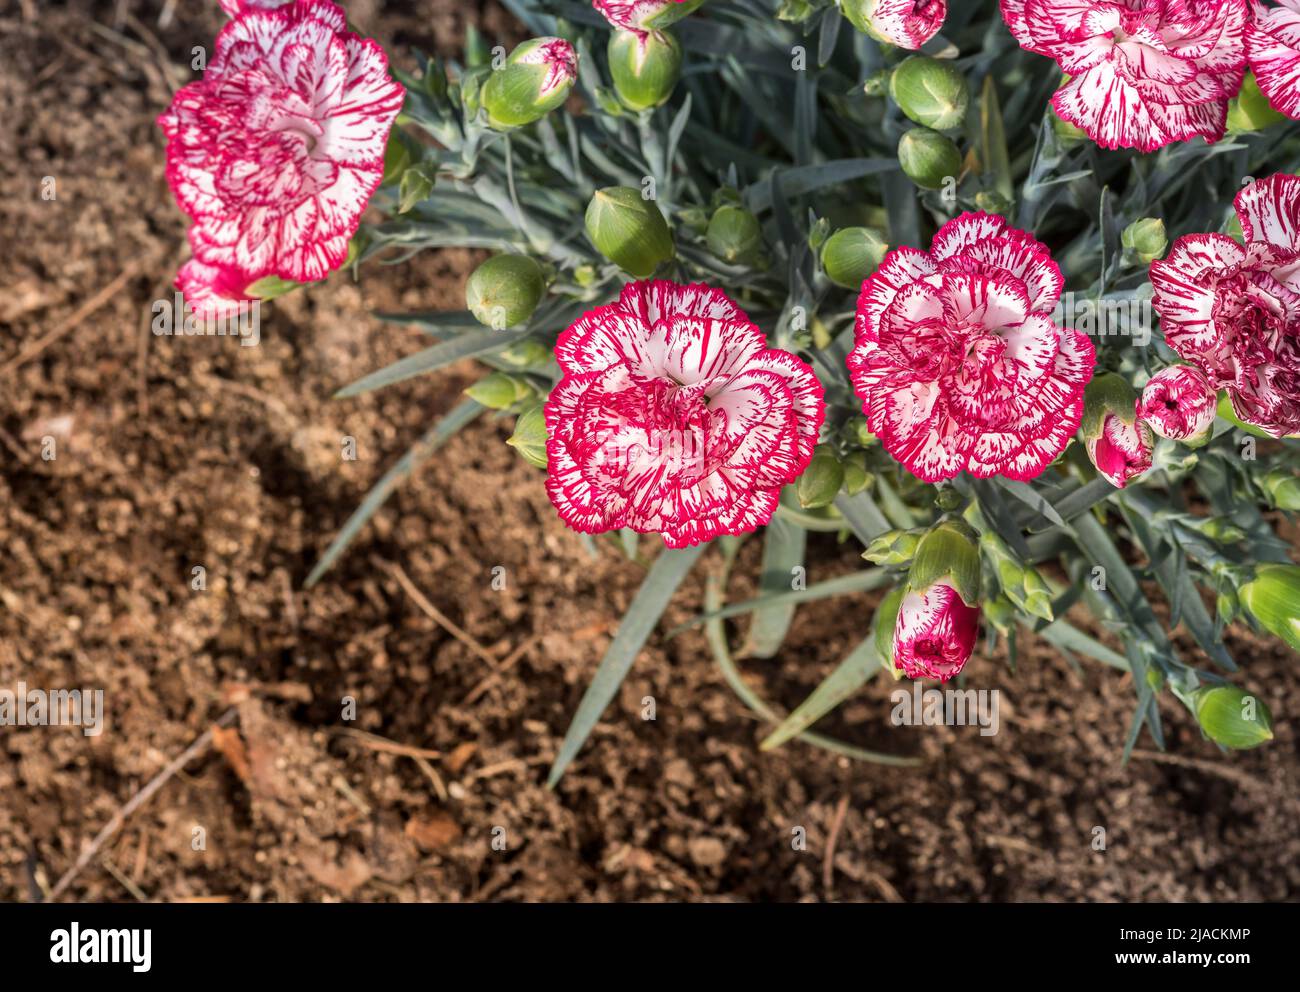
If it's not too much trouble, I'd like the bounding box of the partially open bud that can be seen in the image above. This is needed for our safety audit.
[840,0,947,50]
[1192,685,1274,749]
[507,404,549,469]
[1240,563,1300,652]
[890,521,981,681]
[1121,217,1167,264]
[608,28,682,111]
[820,226,888,289]
[898,127,961,190]
[1261,469,1300,510]
[594,0,705,33]
[1137,365,1216,445]
[466,254,546,328]
[1226,71,1288,134]
[797,445,845,510]
[585,186,674,277]
[1082,373,1152,489]
[481,37,577,130]
[889,56,969,130]
[706,204,764,264]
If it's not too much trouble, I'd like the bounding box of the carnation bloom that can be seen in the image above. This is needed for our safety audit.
[1087,412,1154,487]
[893,580,979,681]
[1150,173,1300,437]
[546,281,825,548]
[175,259,257,319]
[218,0,292,14]
[1247,1,1300,118]
[1138,365,1218,441]
[159,0,404,315]
[854,0,948,49]
[1000,0,1249,152]
[847,212,1095,483]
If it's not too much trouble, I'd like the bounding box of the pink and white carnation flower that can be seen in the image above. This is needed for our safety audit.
[856,0,948,49]
[893,580,980,681]
[1150,173,1300,437]
[1087,411,1154,487]
[1247,1,1300,118]
[159,0,404,315]
[1000,0,1249,152]
[847,212,1095,483]
[545,281,825,548]
[1137,364,1218,441]
[593,0,697,33]
[218,0,293,15]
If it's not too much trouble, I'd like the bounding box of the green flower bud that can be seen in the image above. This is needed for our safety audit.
[706,204,764,264]
[777,0,817,22]
[974,190,1012,215]
[398,162,436,214]
[466,371,532,410]
[898,127,962,190]
[981,530,1054,622]
[1081,372,1139,439]
[889,56,969,131]
[854,419,878,447]
[1192,685,1274,750]
[1240,563,1300,652]
[841,451,874,496]
[908,519,981,606]
[1121,218,1168,265]
[609,29,682,111]
[465,254,546,329]
[873,586,906,680]
[820,227,889,289]
[934,486,964,512]
[862,68,890,98]
[585,186,675,277]
[481,37,578,130]
[382,133,412,187]
[797,445,845,510]
[507,405,549,469]
[1261,468,1300,510]
[499,337,551,367]
[862,528,923,566]
[1217,583,1240,626]
[1183,517,1246,544]
[1050,109,1088,144]
[1226,71,1288,134]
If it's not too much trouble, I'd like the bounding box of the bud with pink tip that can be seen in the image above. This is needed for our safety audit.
[892,520,981,682]
[1082,373,1153,489]
[1137,365,1217,445]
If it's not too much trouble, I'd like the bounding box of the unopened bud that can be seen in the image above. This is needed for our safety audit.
[1240,563,1300,652]
[889,56,969,130]
[1262,469,1300,510]
[1121,217,1167,265]
[585,186,674,277]
[706,205,764,264]
[507,405,549,469]
[862,528,923,566]
[797,445,844,510]
[898,127,961,190]
[1192,685,1274,749]
[820,227,888,289]
[466,371,532,410]
[466,254,546,328]
[1226,71,1288,134]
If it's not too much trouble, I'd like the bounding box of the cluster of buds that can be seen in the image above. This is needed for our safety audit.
[886,56,968,190]
[1081,365,1218,489]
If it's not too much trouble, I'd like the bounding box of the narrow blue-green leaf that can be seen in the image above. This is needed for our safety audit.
[335,328,522,397]
[746,159,896,213]
[546,544,706,787]
[833,490,893,545]
[305,400,484,587]
[759,633,883,750]
[669,567,891,635]
[742,516,806,658]
[996,477,1066,528]
[1031,619,1129,671]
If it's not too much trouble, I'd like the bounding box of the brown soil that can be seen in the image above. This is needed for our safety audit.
[1,0,1297,904]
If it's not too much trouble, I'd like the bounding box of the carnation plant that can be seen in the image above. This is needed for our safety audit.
[161,0,1300,784]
